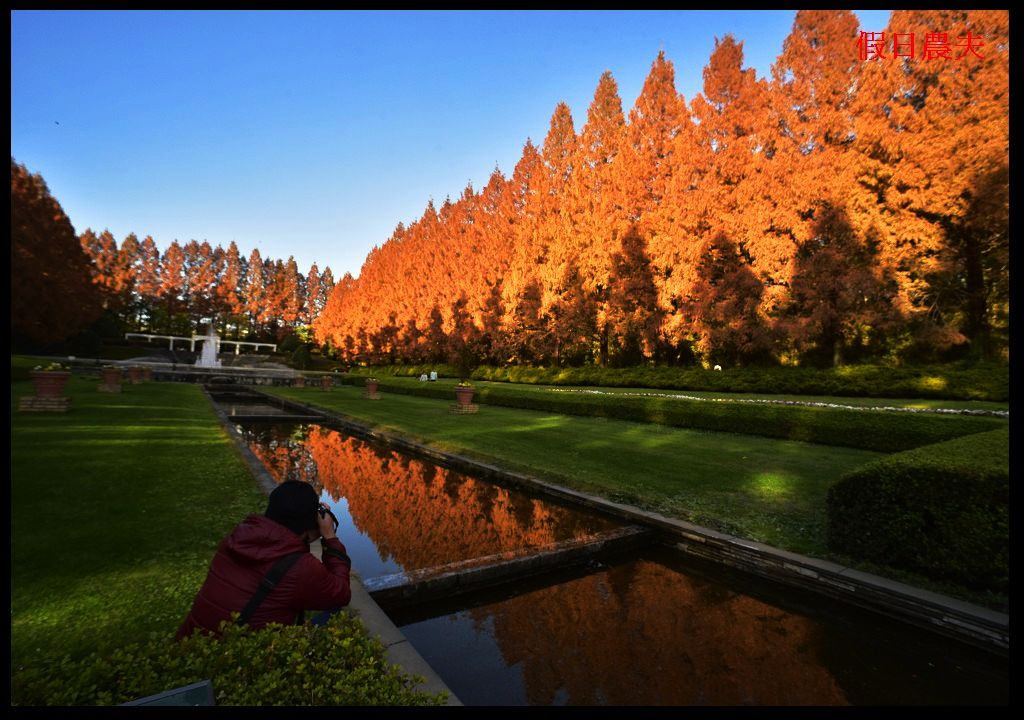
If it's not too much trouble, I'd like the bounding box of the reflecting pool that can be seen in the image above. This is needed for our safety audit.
[239,422,621,580]
[233,416,1008,706]
[394,547,1009,706]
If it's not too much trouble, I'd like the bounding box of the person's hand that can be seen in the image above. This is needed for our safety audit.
[317,504,338,540]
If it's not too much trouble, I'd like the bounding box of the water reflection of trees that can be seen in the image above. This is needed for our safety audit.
[245,425,618,572]
[244,424,323,496]
[306,429,618,571]
[246,424,849,704]
[470,558,849,706]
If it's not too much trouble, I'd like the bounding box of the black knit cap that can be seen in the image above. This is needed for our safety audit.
[265,481,319,535]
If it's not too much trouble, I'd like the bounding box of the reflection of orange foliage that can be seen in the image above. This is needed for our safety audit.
[246,427,323,496]
[475,558,848,705]
[306,428,618,571]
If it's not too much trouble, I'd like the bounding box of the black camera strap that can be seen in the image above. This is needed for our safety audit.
[236,551,307,626]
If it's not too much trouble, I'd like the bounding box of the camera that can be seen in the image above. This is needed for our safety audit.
[318,504,339,531]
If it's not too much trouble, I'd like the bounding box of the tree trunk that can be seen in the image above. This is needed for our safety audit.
[832,337,843,368]
[962,230,992,358]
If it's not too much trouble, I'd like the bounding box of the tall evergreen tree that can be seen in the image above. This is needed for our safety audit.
[850,9,1009,357]
[243,248,266,337]
[158,241,186,334]
[304,263,322,325]
[606,227,663,366]
[11,158,104,347]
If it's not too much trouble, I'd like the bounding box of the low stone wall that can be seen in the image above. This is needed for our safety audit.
[365,526,654,609]
[252,388,1010,657]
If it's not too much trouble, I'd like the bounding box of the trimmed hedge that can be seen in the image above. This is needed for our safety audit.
[826,428,1009,591]
[347,362,1009,402]
[12,613,447,706]
[332,375,1003,453]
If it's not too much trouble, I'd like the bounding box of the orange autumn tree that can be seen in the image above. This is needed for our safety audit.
[620,51,695,363]
[688,36,778,366]
[11,158,104,348]
[314,12,1008,367]
[850,9,1009,359]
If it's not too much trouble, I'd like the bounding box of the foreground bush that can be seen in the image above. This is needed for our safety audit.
[347,362,1008,402]
[826,428,1009,591]
[334,374,1003,453]
[12,613,447,706]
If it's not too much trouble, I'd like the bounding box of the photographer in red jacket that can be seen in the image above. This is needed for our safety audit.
[177,481,352,639]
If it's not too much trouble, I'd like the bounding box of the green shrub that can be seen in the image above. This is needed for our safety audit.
[359,377,1003,453]
[349,363,461,379]
[826,428,1009,590]
[291,344,312,370]
[357,362,1008,402]
[277,334,301,354]
[12,613,447,706]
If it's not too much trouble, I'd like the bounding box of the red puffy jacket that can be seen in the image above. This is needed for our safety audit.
[176,514,352,639]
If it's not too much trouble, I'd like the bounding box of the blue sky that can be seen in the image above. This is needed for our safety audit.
[11,10,891,279]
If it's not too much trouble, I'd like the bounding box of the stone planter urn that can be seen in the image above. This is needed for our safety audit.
[293,376,306,388]
[21,369,72,412]
[365,379,379,398]
[99,366,123,393]
[30,370,71,398]
[455,385,475,406]
[320,375,332,391]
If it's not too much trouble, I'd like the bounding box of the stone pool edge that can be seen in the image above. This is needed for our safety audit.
[201,386,463,707]
[250,387,1010,656]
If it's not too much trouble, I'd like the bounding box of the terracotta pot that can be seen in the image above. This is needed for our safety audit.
[320,376,332,390]
[101,367,122,385]
[366,380,379,395]
[293,376,306,388]
[30,370,71,398]
[455,386,474,406]
[128,367,146,384]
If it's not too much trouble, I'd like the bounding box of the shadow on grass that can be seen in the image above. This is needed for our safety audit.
[11,380,267,664]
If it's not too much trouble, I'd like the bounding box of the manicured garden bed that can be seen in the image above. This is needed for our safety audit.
[829,428,1009,592]
[328,375,1005,453]
[10,375,443,706]
[347,361,1010,402]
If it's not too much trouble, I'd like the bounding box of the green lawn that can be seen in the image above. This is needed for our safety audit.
[10,375,440,706]
[266,384,882,556]
[11,377,268,669]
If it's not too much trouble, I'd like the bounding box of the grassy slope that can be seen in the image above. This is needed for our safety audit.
[266,385,882,556]
[11,377,268,668]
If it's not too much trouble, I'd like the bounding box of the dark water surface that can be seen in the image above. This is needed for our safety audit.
[238,422,621,580]
[394,547,1009,706]
[235,418,1008,706]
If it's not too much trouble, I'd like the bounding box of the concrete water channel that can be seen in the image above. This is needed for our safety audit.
[205,384,1009,706]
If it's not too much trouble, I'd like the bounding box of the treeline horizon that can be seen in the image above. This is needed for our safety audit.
[11,158,335,353]
[78,229,336,342]
[314,9,1008,369]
